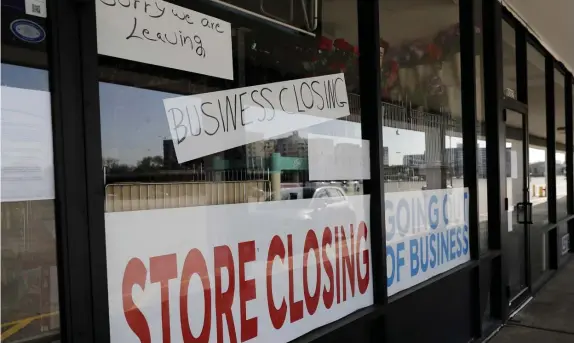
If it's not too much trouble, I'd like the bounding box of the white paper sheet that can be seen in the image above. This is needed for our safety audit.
[96,0,233,80]
[307,132,370,181]
[1,86,55,202]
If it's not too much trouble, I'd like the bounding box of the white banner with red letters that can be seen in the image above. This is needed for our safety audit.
[105,195,373,343]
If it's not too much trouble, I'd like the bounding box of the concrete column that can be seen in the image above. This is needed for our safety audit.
[424,124,447,189]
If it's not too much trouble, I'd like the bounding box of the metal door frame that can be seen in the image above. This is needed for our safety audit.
[502,105,533,310]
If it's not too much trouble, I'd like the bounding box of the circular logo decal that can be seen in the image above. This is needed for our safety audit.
[10,19,45,43]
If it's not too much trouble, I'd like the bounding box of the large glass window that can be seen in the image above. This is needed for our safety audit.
[1,2,60,342]
[475,6,488,255]
[96,1,372,341]
[379,0,470,297]
[502,20,517,99]
[555,69,567,220]
[526,43,550,281]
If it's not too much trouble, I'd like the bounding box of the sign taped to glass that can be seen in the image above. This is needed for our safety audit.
[105,195,373,342]
[96,0,233,80]
[162,73,350,164]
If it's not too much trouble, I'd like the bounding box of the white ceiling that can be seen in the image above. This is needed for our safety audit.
[501,0,574,73]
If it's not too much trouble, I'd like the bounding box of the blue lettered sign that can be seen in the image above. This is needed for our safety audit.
[385,188,470,296]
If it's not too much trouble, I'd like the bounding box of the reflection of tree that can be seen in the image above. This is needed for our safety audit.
[135,155,163,172]
[103,157,133,174]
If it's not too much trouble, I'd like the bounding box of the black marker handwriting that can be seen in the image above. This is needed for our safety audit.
[172,8,194,24]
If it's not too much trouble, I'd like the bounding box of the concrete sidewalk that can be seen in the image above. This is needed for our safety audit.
[489,257,574,343]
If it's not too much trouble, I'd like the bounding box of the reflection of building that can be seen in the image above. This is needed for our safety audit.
[383,146,389,166]
[163,140,178,169]
[276,132,308,158]
[403,154,425,167]
[529,161,546,177]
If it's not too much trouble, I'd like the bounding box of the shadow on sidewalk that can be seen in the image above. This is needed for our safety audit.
[488,257,574,343]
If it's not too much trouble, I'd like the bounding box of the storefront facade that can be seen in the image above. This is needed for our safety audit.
[1,0,572,342]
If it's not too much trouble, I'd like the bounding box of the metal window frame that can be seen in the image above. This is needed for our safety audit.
[43,0,573,342]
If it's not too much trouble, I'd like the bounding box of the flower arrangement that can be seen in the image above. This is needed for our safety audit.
[303,36,360,91]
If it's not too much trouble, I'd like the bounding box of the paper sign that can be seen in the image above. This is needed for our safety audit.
[163,73,350,163]
[96,0,233,80]
[1,86,55,202]
[385,188,471,296]
[307,132,370,181]
[105,195,373,342]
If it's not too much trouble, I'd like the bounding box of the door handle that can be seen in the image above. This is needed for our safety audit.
[516,202,533,224]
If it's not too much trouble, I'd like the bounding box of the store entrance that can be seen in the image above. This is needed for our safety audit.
[504,108,532,309]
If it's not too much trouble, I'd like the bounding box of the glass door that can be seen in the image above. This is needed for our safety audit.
[504,109,532,307]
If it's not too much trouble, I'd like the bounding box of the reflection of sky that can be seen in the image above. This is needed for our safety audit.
[1,64,49,91]
[97,81,563,167]
[100,83,174,165]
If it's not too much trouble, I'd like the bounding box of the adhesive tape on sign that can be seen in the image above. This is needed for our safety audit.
[10,19,45,43]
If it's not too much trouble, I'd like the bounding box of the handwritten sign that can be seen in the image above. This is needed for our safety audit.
[163,74,351,163]
[96,0,233,80]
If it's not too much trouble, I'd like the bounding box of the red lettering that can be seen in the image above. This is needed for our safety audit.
[340,225,355,301]
[180,249,211,343]
[150,254,178,343]
[356,222,370,294]
[267,235,287,329]
[335,226,341,304]
[238,241,258,342]
[214,245,237,343]
[287,234,304,323]
[123,258,151,343]
[321,227,334,309]
[303,230,321,315]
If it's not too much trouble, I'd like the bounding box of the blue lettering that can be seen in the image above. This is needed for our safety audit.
[397,242,405,282]
[440,230,449,264]
[410,239,419,277]
[429,233,437,268]
[456,227,463,257]
[386,245,395,287]
[464,191,469,223]
[429,195,439,229]
[450,228,456,260]
[420,235,429,272]
[462,225,469,255]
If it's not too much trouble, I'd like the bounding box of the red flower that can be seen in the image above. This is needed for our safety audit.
[334,38,354,52]
[318,36,333,51]
[353,45,360,56]
[427,43,442,61]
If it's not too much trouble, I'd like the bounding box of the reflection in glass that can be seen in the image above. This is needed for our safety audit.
[527,43,549,282]
[379,0,464,192]
[502,20,517,98]
[378,0,472,297]
[98,1,373,340]
[1,3,60,341]
[555,69,567,220]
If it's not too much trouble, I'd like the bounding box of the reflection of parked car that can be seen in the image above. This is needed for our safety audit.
[263,186,356,226]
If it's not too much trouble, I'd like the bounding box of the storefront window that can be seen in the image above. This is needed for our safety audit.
[379,0,470,296]
[554,69,567,220]
[1,2,60,342]
[502,20,517,99]
[526,43,549,281]
[475,5,488,255]
[96,1,372,341]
